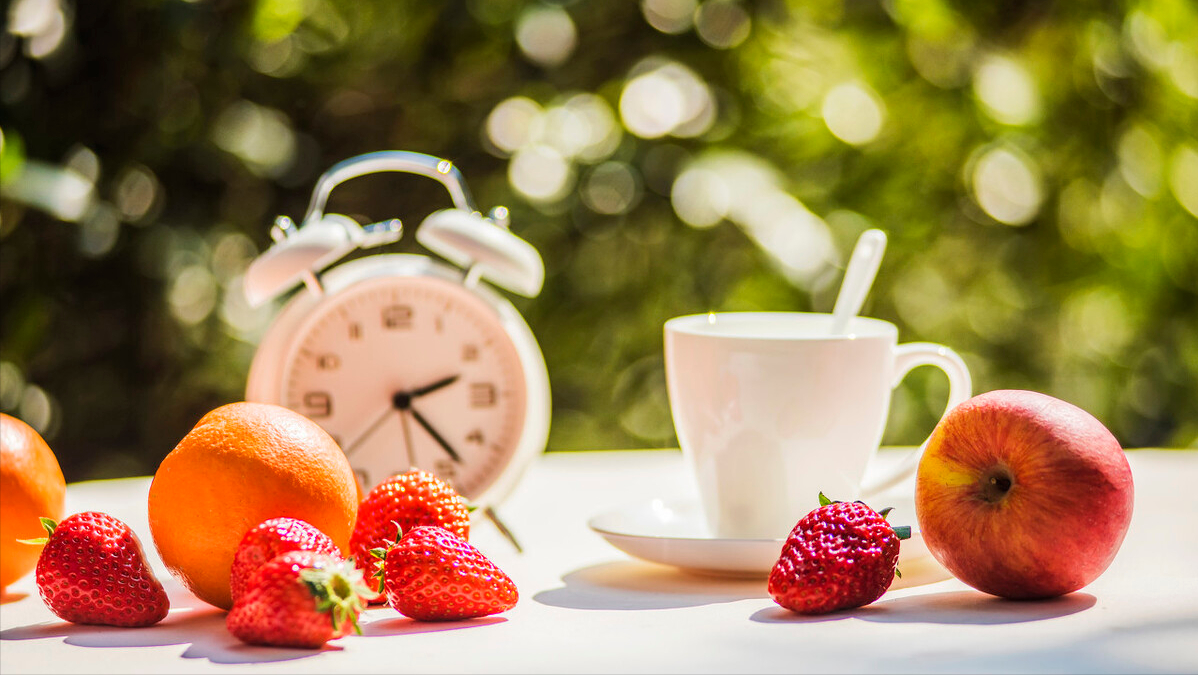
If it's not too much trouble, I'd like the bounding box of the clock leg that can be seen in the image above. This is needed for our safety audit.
[482,506,524,554]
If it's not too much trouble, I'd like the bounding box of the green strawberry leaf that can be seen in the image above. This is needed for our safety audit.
[891,525,912,540]
[895,567,903,579]
[818,492,833,506]
[389,520,404,543]
[300,561,374,632]
[878,507,894,519]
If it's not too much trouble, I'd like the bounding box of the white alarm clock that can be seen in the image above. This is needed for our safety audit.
[243,151,551,523]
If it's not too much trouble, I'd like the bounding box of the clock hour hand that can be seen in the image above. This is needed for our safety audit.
[407,406,462,463]
[407,374,460,399]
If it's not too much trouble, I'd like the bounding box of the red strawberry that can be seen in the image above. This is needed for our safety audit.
[226,550,373,649]
[349,469,470,595]
[378,525,517,621]
[29,512,169,627]
[230,517,341,604]
[768,493,911,615]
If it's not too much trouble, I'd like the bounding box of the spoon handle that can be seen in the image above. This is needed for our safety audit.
[830,229,887,335]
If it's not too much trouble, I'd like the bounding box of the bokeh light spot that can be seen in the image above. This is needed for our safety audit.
[672,151,835,287]
[620,61,715,139]
[516,5,576,68]
[1060,287,1134,359]
[211,231,258,285]
[582,162,642,215]
[79,204,120,259]
[1169,144,1198,218]
[509,144,573,203]
[485,96,544,156]
[564,93,622,162]
[0,361,26,412]
[212,100,297,178]
[9,0,68,60]
[115,165,160,222]
[973,54,1041,126]
[621,70,686,139]
[821,81,885,146]
[1167,43,1198,99]
[694,0,751,50]
[671,166,729,228]
[642,0,696,35]
[970,145,1043,225]
[1117,123,1163,198]
[18,384,54,436]
[169,264,218,325]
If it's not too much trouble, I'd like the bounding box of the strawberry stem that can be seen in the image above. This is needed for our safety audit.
[299,560,375,634]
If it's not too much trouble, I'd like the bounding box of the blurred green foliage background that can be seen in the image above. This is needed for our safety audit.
[1,0,1196,481]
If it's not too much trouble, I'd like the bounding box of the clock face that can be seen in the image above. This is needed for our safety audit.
[277,274,529,500]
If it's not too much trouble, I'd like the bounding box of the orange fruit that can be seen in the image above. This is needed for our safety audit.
[147,402,358,610]
[1,413,66,591]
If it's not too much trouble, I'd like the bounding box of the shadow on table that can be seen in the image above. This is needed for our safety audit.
[0,589,337,665]
[535,560,767,611]
[360,613,505,636]
[749,590,1097,625]
[1,590,29,604]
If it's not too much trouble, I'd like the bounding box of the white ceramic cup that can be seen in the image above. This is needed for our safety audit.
[664,312,971,540]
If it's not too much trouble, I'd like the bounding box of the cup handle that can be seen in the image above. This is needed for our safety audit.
[859,342,972,498]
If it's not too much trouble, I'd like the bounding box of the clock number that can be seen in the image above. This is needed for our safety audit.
[317,353,341,370]
[470,383,497,408]
[462,344,478,362]
[466,428,485,445]
[354,468,372,492]
[349,323,362,340]
[433,458,458,482]
[303,391,332,418]
[383,304,413,329]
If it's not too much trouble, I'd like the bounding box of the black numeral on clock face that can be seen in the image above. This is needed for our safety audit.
[317,353,340,370]
[382,304,413,329]
[303,391,332,417]
[470,383,497,408]
[433,458,458,482]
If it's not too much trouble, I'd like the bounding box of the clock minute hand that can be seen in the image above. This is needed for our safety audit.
[407,374,460,399]
[408,406,462,463]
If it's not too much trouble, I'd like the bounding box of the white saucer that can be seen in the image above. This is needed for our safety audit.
[588,498,953,588]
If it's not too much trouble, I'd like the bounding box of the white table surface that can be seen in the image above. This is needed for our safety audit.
[1,448,1196,674]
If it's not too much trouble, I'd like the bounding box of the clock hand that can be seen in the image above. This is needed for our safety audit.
[397,409,418,469]
[407,406,462,463]
[342,403,394,457]
[407,374,460,399]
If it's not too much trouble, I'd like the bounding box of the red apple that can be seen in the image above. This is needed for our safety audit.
[915,389,1133,599]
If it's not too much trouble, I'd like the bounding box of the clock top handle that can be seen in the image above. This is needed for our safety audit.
[302,151,478,225]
